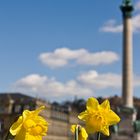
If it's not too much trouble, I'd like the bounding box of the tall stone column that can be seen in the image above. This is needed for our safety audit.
[121,0,133,108]
[111,2,135,139]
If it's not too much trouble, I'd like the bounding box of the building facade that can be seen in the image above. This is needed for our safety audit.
[0,93,80,140]
[36,99,80,140]
[0,93,36,140]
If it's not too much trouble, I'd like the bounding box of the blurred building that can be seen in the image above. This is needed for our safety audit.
[0,93,36,140]
[0,93,80,140]
[36,99,80,140]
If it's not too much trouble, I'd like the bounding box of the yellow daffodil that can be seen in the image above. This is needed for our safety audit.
[71,124,88,140]
[78,97,120,136]
[10,106,48,140]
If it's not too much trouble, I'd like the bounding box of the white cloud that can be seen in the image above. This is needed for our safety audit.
[77,70,140,89]
[100,0,140,33]
[12,74,93,99]
[11,71,140,100]
[77,70,121,89]
[100,20,122,33]
[77,51,119,65]
[100,11,140,33]
[39,48,119,68]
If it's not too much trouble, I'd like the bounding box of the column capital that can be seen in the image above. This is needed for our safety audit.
[120,0,133,18]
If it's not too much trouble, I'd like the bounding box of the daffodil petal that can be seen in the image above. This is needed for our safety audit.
[78,111,88,121]
[15,127,26,140]
[85,124,96,134]
[36,116,48,126]
[78,97,120,137]
[71,125,76,133]
[25,134,42,140]
[23,110,31,121]
[86,97,99,111]
[81,127,88,139]
[10,106,48,139]
[100,100,110,110]
[71,125,88,140]
[34,106,45,115]
[100,126,110,136]
[106,110,120,125]
[10,116,23,135]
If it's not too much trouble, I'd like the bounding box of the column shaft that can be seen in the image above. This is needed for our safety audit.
[122,16,133,107]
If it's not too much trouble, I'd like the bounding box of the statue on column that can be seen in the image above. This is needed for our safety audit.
[122,0,132,6]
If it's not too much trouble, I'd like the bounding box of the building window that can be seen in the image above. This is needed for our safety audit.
[51,110,68,121]
[23,105,30,110]
[14,105,21,113]
[0,106,5,114]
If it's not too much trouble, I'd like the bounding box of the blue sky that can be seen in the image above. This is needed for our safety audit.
[0,0,140,102]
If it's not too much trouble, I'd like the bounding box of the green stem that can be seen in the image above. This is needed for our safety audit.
[75,125,79,140]
[5,131,10,140]
[97,132,101,140]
